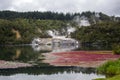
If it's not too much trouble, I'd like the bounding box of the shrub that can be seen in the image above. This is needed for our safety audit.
[97,59,120,76]
[113,45,120,55]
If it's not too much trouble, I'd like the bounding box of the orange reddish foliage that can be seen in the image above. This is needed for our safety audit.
[43,51,120,67]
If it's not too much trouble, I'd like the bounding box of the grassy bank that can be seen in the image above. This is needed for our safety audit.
[94,75,120,80]
[96,59,120,80]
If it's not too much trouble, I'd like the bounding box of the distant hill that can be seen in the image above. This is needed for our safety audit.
[0,10,120,45]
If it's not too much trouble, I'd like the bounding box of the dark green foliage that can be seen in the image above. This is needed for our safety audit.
[0,19,67,45]
[0,11,74,20]
[99,12,111,21]
[0,10,120,45]
[71,21,120,46]
[0,10,117,22]
[81,11,95,18]
[0,19,38,44]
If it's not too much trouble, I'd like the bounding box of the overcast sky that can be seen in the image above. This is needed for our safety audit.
[0,0,120,16]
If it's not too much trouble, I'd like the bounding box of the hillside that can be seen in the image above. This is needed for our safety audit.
[0,11,120,45]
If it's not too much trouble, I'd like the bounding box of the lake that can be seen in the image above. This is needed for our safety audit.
[0,44,106,80]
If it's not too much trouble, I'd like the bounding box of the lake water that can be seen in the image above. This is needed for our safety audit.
[0,44,106,80]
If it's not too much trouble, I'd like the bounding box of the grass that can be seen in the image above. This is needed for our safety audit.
[93,78,106,80]
[94,75,120,80]
[96,59,120,80]
[107,75,120,80]
[97,59,120,75]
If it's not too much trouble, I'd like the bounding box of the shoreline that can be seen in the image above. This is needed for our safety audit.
[1,50,120,69]
[0,60,32,69]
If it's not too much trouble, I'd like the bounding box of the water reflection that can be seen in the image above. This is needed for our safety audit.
[0,73,104,80]
[0,66,105,80]
[31,45,52,52]
[0,44,79,66]
[52,44,79,52]
[0,45,107,80]
[0,44,110,64]
[31,44,79,52]
[0,67,95,75]
[0,46,50,64]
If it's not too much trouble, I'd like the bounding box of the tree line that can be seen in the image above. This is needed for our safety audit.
[0,11,73,20]
[71,21,120,46]
[0,10,118,21]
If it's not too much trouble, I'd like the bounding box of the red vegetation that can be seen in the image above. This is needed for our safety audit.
[43,51,120,67]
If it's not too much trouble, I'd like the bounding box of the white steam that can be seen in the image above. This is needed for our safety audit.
[73,16,90,27]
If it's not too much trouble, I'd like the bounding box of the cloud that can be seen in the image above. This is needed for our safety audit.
[0,0,120,16]
[0,0,14,10]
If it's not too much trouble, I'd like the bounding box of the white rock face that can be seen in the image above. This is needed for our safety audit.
[79,16,90,27]
[47,24,76,39]
[80,19,90,26]
[74,16,91,27]
[95,13,100,18]
[47,30,55,37]
[32,38,41,45]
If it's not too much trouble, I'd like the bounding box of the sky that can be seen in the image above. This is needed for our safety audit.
[0,0,120,16]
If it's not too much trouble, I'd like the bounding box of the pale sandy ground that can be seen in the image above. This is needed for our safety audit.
[0,60,32,69]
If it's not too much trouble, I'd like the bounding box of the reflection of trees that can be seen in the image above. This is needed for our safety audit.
[52,43,79,52]
[31,44,52,52]
[12,49,21,60]
[0,66,96,76]
[0,46,47,62]
[0,46,97,76]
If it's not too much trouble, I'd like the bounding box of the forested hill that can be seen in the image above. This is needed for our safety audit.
[0,10,119,21]
[0,10,120,45]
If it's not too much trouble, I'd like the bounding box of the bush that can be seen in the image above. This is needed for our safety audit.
[113,45,120,55]
[97,59,120,76]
